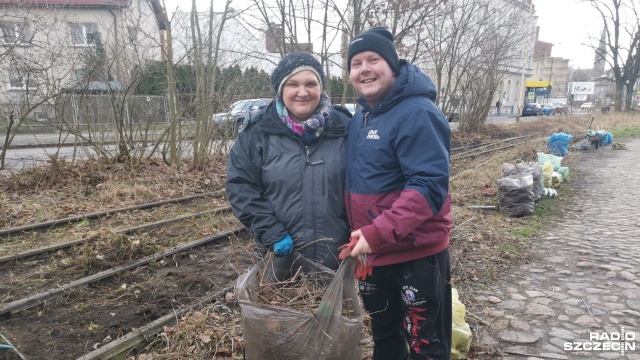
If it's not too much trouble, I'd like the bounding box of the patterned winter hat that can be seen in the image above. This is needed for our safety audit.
[271,52,326,96]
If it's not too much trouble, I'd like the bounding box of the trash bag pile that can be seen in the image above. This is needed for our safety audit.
[586,129,613,146]
[496,151,570,217]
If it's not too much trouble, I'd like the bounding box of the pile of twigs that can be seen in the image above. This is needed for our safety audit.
[257,266,327,313]
[255,261,359,319]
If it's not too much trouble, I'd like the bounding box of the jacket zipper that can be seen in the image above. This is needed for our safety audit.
[307,145,324,166]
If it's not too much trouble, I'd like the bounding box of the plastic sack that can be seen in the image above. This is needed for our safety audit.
[557,166,569,181]
[541,161,553,188]
[594,131,614,146]
[497,174,535,217]
[451,288,472,359]
[236,253,364,360]
[543,187,557,198]
[573,138,592,150]
[551,171,563,187]
[501,162,542,201]
[537,152,562,170]
[547,132,572,156]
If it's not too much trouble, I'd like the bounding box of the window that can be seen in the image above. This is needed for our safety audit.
[70,23,99,46]
[35,112,48,121]
[6,69,35,90]
[74,69,85,80]
[0,22,30,45]
[127,26,137,45]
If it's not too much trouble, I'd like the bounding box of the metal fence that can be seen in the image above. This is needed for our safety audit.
[2,94,168,126]
[59,94,169,125]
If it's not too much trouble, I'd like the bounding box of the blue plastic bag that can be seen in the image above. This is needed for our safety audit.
[547,132,572,156]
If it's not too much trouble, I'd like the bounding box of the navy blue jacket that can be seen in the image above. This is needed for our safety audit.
[344,60,452,266]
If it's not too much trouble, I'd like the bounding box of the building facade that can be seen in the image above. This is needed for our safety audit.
[1,0,162,120]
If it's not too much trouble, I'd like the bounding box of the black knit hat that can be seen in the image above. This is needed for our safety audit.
[347,27,399,74]
[271,52,326,96]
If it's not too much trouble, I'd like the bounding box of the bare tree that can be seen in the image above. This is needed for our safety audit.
[586,0,640,111]
[0,0,168,170]
[189,0,233,168]
[1,6,90,169]
[342,0,526,132]
[239,0,344,80]
[419,0,526,132]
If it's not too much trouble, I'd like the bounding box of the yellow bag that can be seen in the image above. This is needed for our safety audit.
[541,161,553,188]
[451,288,472,359]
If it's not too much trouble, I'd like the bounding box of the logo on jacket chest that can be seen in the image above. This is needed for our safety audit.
[366,129,380,140]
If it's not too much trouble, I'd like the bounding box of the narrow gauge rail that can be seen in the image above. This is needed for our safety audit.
[450,135,533,153]
[0,206,233,264]
[449,136,543,180]
[0,208,240,303]
[1,192,229,263]
[0,228,254,360]
[0,190,224,236]
[451,135,535,161]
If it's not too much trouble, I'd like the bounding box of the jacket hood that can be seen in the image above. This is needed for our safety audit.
[356,60,438,113]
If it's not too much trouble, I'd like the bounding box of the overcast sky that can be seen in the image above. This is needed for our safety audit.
[162,0,603,70]
[534,0,602,70]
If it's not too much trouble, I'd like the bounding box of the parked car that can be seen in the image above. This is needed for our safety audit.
[343,103,357,115]
[214,98,272,132]
[521,103,543,116]
[542,104,555,116]
[553,103,568,115]
[580,102,594,110]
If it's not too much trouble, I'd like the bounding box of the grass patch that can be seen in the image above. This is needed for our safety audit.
[610,126,640,140]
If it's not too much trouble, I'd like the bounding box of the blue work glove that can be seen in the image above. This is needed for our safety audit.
[273,234,293,257]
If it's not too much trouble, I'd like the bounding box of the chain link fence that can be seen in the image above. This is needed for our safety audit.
[2,94,168,126]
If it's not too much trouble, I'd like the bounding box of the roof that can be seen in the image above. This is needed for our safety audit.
[0,0,130,7]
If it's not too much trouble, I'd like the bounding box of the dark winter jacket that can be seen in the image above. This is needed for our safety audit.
[344,60,452,267]
[226,102,352,270]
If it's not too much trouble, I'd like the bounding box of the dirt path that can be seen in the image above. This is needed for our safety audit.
[469,138,640,359]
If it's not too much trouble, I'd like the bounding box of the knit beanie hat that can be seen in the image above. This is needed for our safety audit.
[271,52,326,96]
[347,27,399,74]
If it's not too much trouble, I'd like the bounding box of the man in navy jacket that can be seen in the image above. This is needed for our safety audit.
[344,27,453,360]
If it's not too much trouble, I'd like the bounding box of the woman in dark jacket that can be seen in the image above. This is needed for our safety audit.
[226,52,351,271]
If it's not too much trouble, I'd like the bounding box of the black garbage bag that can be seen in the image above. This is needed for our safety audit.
[501,162,543,201]
[497,174,535,217]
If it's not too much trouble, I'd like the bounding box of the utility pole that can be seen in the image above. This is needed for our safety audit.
[516,0,534,122]
[548,57,554,101]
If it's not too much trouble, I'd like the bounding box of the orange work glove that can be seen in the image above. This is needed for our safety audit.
[338,237,373,281]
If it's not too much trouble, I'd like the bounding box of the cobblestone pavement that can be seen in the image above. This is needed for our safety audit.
[469,138,640,359]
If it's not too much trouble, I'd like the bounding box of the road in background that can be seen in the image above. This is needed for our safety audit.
[3,111,593,173]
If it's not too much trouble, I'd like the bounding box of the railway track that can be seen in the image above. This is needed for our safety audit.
[450,135,543,180]
[0,134,547,359]
[0,190,254,359]
[0,227,254,359]
[0,191,230,260]
[0,191,225,236]
[450,135,535,160]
